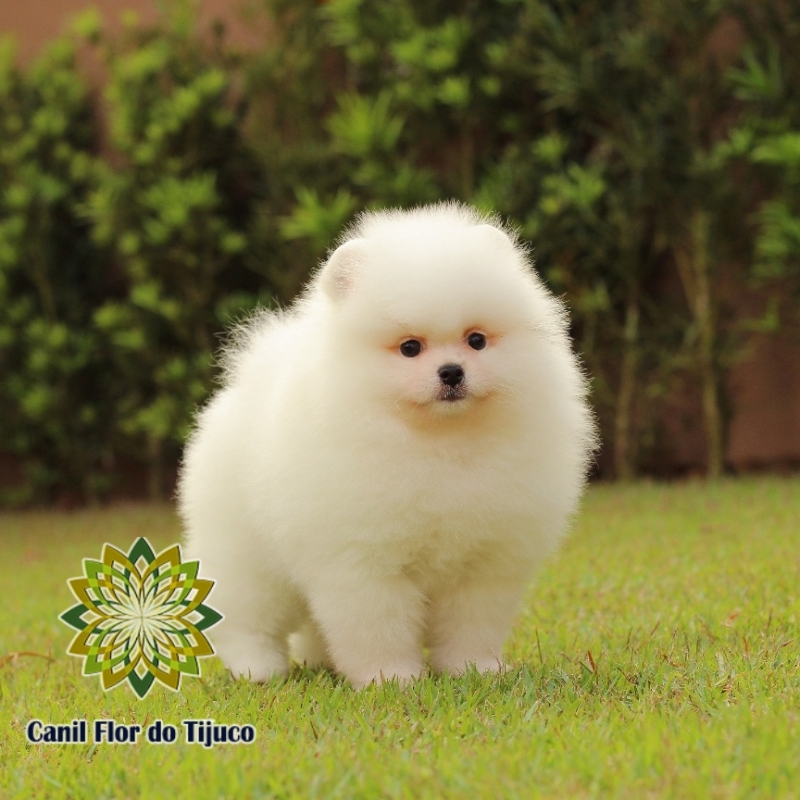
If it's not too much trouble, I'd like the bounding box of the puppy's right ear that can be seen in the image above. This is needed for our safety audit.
[474,223,517,253]
[318,238,369,301]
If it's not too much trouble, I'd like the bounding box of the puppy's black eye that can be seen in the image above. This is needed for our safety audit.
[467,332,487,351]
[400,339,422,358]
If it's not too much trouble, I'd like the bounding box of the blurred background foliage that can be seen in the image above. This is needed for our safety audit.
[0,0,799,504]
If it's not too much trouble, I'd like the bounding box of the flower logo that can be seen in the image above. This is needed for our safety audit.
[60,538,222,699]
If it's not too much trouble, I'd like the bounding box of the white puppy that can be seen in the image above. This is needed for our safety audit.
[178,202,596,688]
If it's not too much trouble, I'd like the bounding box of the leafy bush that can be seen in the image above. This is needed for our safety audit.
[81,9,267,498]
[472,0,746,478]
[725,2,800,329]
[0,38,108,504]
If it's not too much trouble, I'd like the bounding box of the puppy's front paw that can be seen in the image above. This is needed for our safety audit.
[431,652,507,677]
[218,634,289,683]
[348,663,426,689]
[227,660,288,683]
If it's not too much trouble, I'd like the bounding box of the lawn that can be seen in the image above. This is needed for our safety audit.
[0,478,798,799]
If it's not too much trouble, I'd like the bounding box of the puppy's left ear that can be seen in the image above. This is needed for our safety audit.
[318,238,370,301]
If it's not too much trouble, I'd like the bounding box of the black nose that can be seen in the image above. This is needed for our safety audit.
[438,363,464,387]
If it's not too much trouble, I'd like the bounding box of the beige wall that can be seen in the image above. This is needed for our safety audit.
[0,0,262,65]
[728,333,800,471]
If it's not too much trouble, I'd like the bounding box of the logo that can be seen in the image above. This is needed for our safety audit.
[60,538,222,699]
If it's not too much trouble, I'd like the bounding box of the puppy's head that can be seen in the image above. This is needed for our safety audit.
[314,203,567,423]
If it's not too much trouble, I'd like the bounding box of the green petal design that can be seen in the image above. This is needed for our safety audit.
[60,537,223,699]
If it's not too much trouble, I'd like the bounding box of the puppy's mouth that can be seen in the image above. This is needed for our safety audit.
[437,385,469,403]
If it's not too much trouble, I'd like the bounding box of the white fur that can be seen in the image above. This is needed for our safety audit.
[178,202,597,688]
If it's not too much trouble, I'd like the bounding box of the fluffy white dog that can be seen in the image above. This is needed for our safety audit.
[178,202,596,688]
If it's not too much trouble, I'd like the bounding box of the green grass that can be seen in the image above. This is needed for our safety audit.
[1,478,798,799]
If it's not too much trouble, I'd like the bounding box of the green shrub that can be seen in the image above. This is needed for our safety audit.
[0,38,109,504]
[82,9,267,498]
[725,2,800,331]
